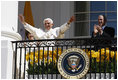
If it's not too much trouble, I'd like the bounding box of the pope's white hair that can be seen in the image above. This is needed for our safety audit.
[43,18,53,24]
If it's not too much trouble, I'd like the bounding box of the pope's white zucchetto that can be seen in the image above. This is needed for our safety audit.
[43,18,53,24]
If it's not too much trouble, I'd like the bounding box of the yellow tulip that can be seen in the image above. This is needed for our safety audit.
[39,50,43,56]
[106,55,109,61]
[100,48,105,55]
[106,50,110,56]
[91,50,95,53]
[90,50,96,58]
[53,57,57,63]
[84,49,89,53]
[87,50,95,56]
[96,57,100,62]
[29,54,37,61]
[110,51,115,58]
[106,47,109,50]
[83,49,85,52]
[87,52,90,57]
[30,54,34,61]
[26,55,29,61]
[44,59,48,64]
[96,56,104,62]
[58,50,62,56]
[30,61,34,65]
[53,50,57,56]
[96,52,100,59]
[87,49,89,52]
[48,58,52,63]
[35,59,38,63]
[91,52,97,58]
[44,51,47,56]
[49,51,52,55]
[35,51,39,57]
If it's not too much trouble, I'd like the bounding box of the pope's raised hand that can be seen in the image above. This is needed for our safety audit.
[70,16,75,22]
[19,14,26,25]
[68,16,75,24]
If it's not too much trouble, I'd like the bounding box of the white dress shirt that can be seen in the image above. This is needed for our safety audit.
[24,23,70,40]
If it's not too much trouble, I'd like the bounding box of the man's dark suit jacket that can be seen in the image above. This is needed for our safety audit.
[92,26,115,38]
[91,26,115,50]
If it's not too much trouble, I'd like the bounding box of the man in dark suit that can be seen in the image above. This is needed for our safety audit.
[92,15,115,38]
[91,15,115,50]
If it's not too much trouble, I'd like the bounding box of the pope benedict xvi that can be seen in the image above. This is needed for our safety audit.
[19,14,75,40]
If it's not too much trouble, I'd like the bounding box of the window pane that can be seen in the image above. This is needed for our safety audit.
[75,1,89,12]
[107,1,117,11]
[107,21,117,35]
[75,22,89,36]
[107,12,117,20]
[76,13,89,21]
[90,1,105,11]
[90,13,105,20]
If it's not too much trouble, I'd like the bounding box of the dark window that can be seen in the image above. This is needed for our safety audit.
[90,1,105,11]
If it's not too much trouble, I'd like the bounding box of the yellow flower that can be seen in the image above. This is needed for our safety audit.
[91,52,98,58]
[29,54,38,61]
[29,54,34,61]
[53,57,57,63]
[83,49,85,52]
[106,47,109,50]
[35,59,38,63]
[96,52,100,59]
[96,58,100,62]
[39,50,43,56]
[30,61,34,65]
[84,49,89,53]
[86,52,90,58]
[106,55,109,61]
[35,51,39,57]
[110,51,115,58]
[49,51,52,55]
[87,50,95,58]
[101,48,105,55]
[48,58,52,63]
[53,50,57,57]
[115,51,117,60]
[96,56,104,62]
[58,50,62,56]
[26,53,29,61]
[106,49,110,56]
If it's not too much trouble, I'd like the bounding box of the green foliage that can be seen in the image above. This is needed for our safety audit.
[26,62,59,75]
[26,57,117,75]
[90,58,117,73]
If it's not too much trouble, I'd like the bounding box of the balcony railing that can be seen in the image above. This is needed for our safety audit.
[12,37,117,79]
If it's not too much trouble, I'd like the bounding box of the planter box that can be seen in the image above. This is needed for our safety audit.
[26,74,65,79]
[26,73,115,79]
[82,73,115,79]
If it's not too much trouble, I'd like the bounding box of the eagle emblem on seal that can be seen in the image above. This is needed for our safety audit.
[67,55,82,72]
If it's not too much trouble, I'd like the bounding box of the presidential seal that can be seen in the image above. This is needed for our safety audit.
[57,48,89,79]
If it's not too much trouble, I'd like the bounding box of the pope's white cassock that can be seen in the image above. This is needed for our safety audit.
[24,22,70,39]
[24,22,70,50]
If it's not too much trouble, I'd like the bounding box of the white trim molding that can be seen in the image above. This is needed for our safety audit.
[1,30,22,40]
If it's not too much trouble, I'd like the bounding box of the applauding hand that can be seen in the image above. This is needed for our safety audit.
[94,24,103,35]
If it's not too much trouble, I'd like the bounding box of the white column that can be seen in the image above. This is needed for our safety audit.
[1,1,22,79]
